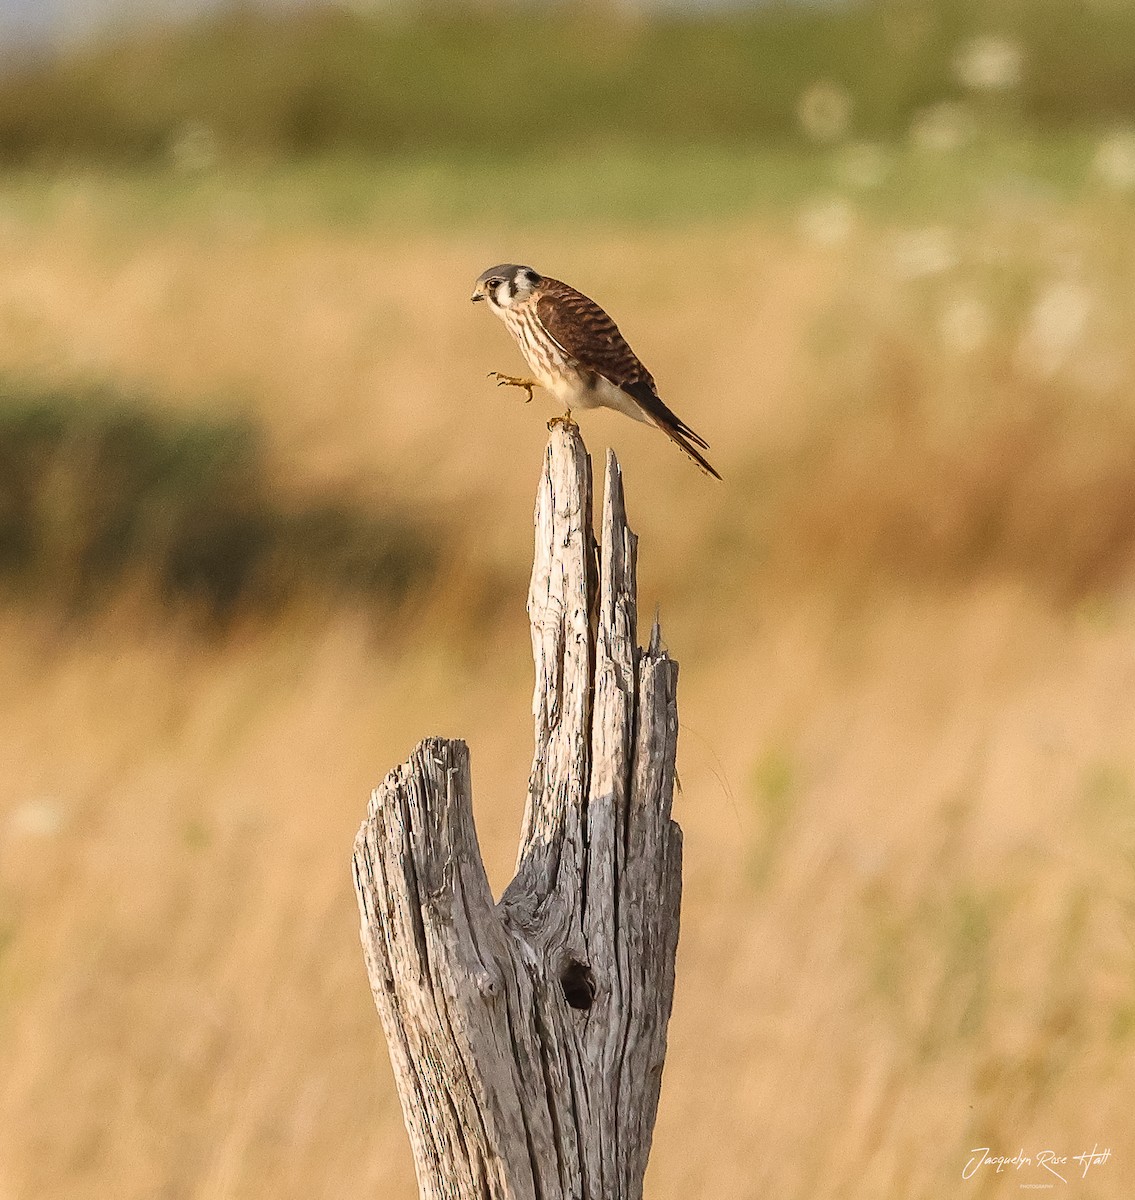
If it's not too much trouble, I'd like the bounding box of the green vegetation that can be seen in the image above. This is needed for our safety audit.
[0,148,839,232]
[748,746,796,886]
[0,382,439,625]
[0,0,1130,233]
[2,1,1135,166]
[0,132,1118,236]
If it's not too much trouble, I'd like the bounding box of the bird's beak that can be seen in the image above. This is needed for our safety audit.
[470,287,484,303]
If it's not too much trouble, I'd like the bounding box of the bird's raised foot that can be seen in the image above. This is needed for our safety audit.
[488,371,539,404]
[547,410,577,432]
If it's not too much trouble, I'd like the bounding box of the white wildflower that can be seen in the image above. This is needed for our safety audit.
[1016,280,1093,378]
[954,35,1024,92]
[8,799,67,838]
[890,227,959,279]
[1093,130,1135,192]
[909,102,975,155]
[796,82,853,144]
[796,197,856,247]
[938,292,991,356]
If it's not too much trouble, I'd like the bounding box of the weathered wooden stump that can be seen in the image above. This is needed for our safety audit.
[352,425,683,1200]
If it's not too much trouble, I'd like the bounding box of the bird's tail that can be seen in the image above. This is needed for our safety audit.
[624,381,721,479]
[661,422,721,479]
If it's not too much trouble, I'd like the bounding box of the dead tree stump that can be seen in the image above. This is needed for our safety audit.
[352,425,683,1200]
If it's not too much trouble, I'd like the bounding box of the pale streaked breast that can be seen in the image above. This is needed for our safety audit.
[503,302,593,403]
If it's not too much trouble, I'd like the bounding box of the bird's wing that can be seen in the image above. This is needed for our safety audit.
[536,278,718,476]
[536,277,656,393]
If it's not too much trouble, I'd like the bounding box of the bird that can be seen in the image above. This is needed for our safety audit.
[471,264,721,479]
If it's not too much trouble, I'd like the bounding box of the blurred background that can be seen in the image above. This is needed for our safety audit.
[1,0,1134,1196]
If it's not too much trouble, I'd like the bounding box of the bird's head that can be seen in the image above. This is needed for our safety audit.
[471,264,542,311]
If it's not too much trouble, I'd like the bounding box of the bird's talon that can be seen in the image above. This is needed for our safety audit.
[488,371,539,404]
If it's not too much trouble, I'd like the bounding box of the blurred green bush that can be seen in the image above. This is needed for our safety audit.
[1,0,1134,165]
[0,383,439,624]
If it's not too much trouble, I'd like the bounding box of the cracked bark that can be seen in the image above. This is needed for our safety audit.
[353,426,683,1200]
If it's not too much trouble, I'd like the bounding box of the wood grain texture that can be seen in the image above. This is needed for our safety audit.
[353,426,683,1200]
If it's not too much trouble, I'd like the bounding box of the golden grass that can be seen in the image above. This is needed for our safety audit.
[1,187,1134,1198]
[3,592,1134,1199]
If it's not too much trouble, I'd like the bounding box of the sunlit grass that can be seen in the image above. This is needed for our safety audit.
[0,133,1126,233]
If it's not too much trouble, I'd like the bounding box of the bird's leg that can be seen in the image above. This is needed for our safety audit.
[488,371,540,404]
[547,409,576,431]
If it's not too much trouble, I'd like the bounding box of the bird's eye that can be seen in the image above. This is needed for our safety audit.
[487,278,502,289]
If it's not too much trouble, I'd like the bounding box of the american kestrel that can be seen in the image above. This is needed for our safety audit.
[471,264,720,479]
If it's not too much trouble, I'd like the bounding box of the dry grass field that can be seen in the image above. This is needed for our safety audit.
[1,161,1135,1200]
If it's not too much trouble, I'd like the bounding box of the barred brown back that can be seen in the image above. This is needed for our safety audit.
[534,277,656,393]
